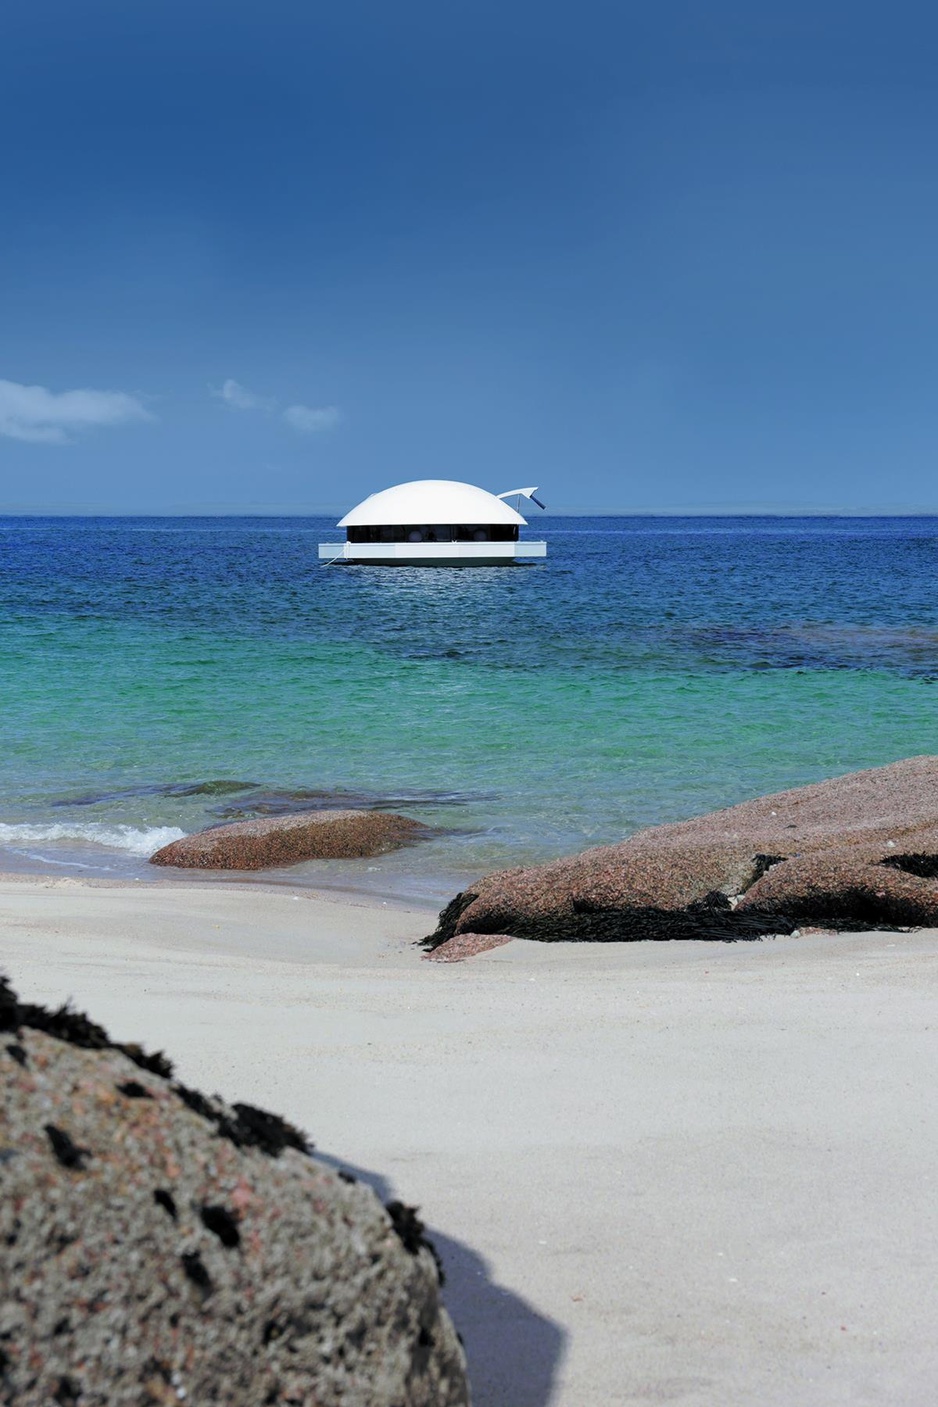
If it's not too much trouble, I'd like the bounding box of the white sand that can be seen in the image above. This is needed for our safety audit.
[3,875,937,1406]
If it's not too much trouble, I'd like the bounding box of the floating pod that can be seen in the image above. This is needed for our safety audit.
[318,480,547,566]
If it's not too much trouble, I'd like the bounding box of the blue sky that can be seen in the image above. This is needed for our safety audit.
[1,0,936,513]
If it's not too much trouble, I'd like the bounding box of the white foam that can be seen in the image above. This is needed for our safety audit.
[0,823,186,858]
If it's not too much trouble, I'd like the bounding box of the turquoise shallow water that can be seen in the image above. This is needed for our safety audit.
[2,515,937,900]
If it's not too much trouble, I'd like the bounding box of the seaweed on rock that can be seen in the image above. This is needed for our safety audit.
[173,1082,309,1157]
[423,892,796,948]
[0,976,173,1078]
[1,970,454,1336]
[880,852,938,879]
[424,759,938,947]
[0,970,468,1407]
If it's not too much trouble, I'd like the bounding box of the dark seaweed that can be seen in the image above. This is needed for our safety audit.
[153,1189,178,1220]
[174,1083,309,1158]
[45,1125,89,1171]
[422,891,796,948]
[880,852,938,879]
[230,1102,309,1157]
[422,892,477,949]
[200,1205,241,1249]
[1,973,310,1162]
[119,1045,174,1079]
[0,974,173,1077]
[117,1080,153,1099]
[180,1250,213,1296]
[174,1084,218,1122]
[750,853,787,882]
[385,1201,445,1285]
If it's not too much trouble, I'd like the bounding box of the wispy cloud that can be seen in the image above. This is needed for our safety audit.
[213,378,276,412]
[283,404,341,434]
[0,378,154,445]
[213,377,342,435]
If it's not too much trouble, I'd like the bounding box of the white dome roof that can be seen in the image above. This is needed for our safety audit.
[338,480,528,528]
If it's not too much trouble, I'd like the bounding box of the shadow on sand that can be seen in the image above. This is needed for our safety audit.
[316,1152,566,1407]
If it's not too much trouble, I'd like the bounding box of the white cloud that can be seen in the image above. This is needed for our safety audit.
[0,378,154,445]
[212,379,341,434]
[283,404,341,434]
[213,378,275,412]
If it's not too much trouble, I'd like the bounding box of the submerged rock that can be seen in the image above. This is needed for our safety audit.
[0,975,468,1407]
[150,809,430,870]
[425,756,938,945]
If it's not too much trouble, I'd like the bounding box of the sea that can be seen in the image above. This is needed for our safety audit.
[1,515,937,904]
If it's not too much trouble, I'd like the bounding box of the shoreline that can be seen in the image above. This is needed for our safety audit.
[3,875,938,1403]
[0,872,443,974]
[0,844,462,911]
[0,864,444,913]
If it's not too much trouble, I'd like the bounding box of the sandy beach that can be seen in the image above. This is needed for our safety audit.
[3,875,937,1406]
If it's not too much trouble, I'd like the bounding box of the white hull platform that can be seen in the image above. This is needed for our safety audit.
[318,540,546,566]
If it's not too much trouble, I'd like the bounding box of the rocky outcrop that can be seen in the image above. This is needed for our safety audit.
[425,756,938,946]
[0,976,469,1407]
[150,809,430,870]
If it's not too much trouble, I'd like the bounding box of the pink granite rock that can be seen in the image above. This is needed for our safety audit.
[0,975,468,1407]
[423,933,515,963]
[150,809,429,870]
[426,756,938,945]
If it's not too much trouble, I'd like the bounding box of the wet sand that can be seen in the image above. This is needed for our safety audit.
[2,876,937,1406]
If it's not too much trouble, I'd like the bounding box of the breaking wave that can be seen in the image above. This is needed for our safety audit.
[0,823,186,857]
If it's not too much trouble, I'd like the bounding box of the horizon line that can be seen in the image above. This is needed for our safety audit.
[3,506,938,520]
